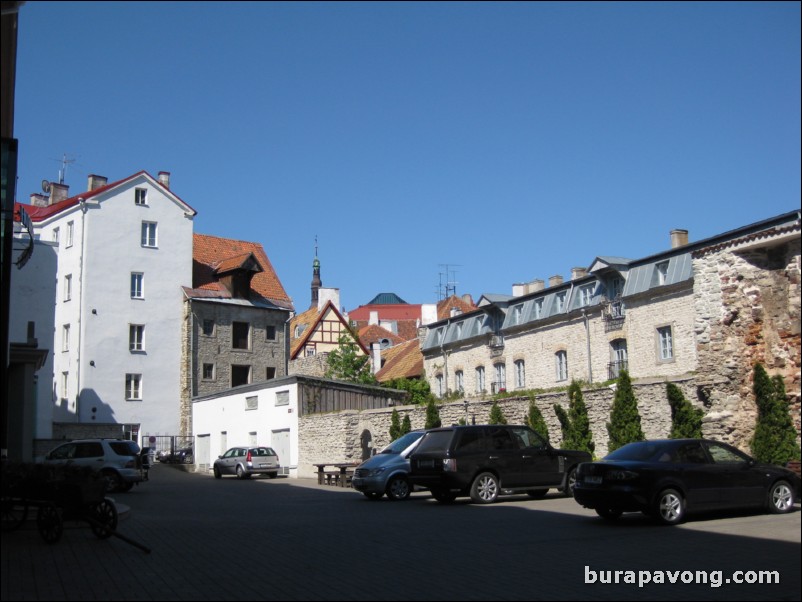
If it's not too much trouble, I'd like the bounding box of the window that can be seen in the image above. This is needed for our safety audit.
[64,274,72,302]
[658,326,674,361]
[556,351,568,381]
[275,390,290,406]
[514,360,525,389]
[53,227,60,245]
[555,292,566,313]
[609,339,628,379]
[266,367,276,379]
[454,322,463,338]
[62,324,70,352]
[512,304,523,325]
[126,373,143,400]
[265,325,276,340]
[533,298,543,320]
[66,221,74,248]
[435,374,444,398]
[141,221,157,247]
[233,322,250,350]
[579,284,594,307]
[455,370,464,394]
[202,363,215,380]
[475,366,486,393]
[135,188,148,205]
[129,324,145,351]
[231,364,251,387]
[61,372,69,400]
[655,261,669,286]
[494,363,506,393]
[245,396,258,411]
[202,319,214,336]
[131,273,144,299]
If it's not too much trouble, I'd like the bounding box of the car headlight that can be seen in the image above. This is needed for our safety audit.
[606,469,639,481]
[366,467,387,477]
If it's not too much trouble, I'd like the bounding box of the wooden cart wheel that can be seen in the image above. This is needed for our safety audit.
[37,503,63,544]
[89,499,118,539]
[1,497,29,532]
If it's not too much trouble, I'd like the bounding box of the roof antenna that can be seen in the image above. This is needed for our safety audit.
[57,153,75,184]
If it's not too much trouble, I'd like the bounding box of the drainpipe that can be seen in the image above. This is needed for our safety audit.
[582,309,593,384]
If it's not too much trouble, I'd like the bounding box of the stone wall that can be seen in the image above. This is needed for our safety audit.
[297,377,699,476]
[693,234,801,451]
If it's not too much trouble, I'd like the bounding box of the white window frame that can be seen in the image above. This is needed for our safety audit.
[657,325,674,361]
[656,261,669,285]
[514,359,525,389]
[52,227,60,245]
[131,272,144,299]
[135,188,148,206]
[555,292,566,313]
[494,362,506,391]
[63,274,72,302]
[579,284,594,307]
[436,374,444,398]
[533,298,543,320]
[512,304,523,325]
[61,371,69,400]
[66,221,74,248]
[556,350,568,382]
[62,324,70,352]
[475,366,485,393]
[141,221,158,248]
[129,324,145,352]
[454,370,464,394]
[126,373,143,400]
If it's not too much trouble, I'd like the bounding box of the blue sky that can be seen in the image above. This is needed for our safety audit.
[13,2,801,313]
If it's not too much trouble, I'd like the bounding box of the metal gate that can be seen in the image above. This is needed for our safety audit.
[141,435,195,464]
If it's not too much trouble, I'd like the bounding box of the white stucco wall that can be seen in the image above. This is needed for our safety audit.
[192,380,300,476]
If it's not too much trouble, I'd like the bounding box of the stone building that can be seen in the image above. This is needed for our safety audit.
[181,233,294,437]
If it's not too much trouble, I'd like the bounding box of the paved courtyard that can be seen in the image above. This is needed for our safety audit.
[2,464,800,601]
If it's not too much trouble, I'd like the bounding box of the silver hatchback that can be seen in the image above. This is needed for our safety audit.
[213,446,280,479]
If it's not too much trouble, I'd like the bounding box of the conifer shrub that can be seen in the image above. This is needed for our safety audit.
[750,364,801,465]
[488,401,508,425]
[667,383,704,439]
[606,370,644,452]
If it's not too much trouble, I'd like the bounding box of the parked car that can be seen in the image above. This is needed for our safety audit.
[213,446,280,479]
[43,439,145,493]
[352,431,426,500]
[573,438,801,525]
[408,424,591,504]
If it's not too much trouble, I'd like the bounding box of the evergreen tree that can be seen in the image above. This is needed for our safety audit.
[324,333,376,385]
[750,365,801,465]
[527,400,550,445]
[424,399,442,429]
[567,381,595,455]
[382,378,434,404]
[606,370,644,452]
[488,401,508,425]
[389,409,402,441]
[667,383,704,439]
[401,414,412,436]
[553,404,571,444]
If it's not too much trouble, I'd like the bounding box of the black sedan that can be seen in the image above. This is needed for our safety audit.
[574,439,800,525]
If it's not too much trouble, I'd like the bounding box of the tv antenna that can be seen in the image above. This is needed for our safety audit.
[49,153,76,185]
[436,264,461,301]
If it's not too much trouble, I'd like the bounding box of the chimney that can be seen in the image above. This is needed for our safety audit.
[87,174,107,191]
[371,343,382,375]
[548,274,564,288]
[420,303,438,326]
[528,279,545,293]
[158,171,171,189]
[450,306,462,317]
[30,193,49,207]
[50,182,69,204]
[571,267,588,280]
[670,229,688,248]
[512,283,526,297]
[461,293,474,305]
[369,310,379,326]
[317,287,340,312]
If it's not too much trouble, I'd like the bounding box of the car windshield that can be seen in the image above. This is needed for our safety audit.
[604,441,668,462]
[380,432,424,454]
[414,430,455,454]
[250,447,276,456]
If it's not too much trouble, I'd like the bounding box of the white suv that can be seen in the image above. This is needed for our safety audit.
[44,439,145,493]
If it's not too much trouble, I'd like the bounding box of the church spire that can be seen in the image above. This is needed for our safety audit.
[311,236,321,308]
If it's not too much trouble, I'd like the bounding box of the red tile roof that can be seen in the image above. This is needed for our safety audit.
[190,233,293,309]
[348,303,423,321]
[357,324,406,349]
[436,295,478,320]
[375,339,424,382]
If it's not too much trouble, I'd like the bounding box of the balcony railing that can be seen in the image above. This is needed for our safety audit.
[491,381,507,394]
[608,360,629,380]
[603,299,626,332]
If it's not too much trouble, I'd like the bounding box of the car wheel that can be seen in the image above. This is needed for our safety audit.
[236,465,249,480]
[596,507,623,521]
[363,492,383,500]
[654,488,685,525]
[527,489,548,499]
[101,470,122,493]
[431,488,457,503]
[470,472,500,504]
[767,480,794,514]
[563,467,577,498]
[213,466,221,479]
[386,476,411,501]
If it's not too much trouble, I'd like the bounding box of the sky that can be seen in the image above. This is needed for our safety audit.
[12,1,801,313]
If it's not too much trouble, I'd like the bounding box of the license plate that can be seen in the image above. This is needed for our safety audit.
[585,476,602,485]
[259,463,269,468]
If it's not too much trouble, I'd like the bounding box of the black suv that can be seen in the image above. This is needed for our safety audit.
[408,425,592,503]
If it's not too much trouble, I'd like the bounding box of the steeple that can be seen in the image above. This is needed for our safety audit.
[311,236,321,308]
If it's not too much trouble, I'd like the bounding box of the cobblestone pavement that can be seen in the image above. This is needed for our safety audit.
[2,464,800,601]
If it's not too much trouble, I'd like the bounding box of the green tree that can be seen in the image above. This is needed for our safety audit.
[324,332,376,385]
[750,365,801,465]
[553,382,594,454]
[424,399,442,429]
[606,370,644,452]
[667,383,704,439]
[389,409,402,441]
[382,378,434,405]
[400,414,412,436]
[488,401,508,425]
[554,404,570,443]
[527,400,550,444]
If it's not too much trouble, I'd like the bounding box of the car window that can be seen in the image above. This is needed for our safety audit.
[382,432,424,454]
[454,429,485,452]
[705,442,748,464]
[74,442,103,458]
[675,443,708,464]
[511,427,546,450]
[489,428,518,450]
[416,430,455,453]
[109,441,139,456]
[251,448,276,456]
[49,443,75,460]
[605,441,665,462]
[223,449,237,458]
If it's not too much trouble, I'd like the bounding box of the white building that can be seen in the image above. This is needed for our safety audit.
[19,171,195,441]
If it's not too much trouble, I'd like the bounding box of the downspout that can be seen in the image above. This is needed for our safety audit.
[582,308,593,384]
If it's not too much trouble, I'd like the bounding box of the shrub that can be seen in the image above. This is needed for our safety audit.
[401,414,412,436]
[389,409,402,441]
[553,381,594,454]
[424,399,442,429]
[527,400,550,445]
[750,364,801,465]
[606,370,644,452]
[488,401,508,425]
[667,383,704,439]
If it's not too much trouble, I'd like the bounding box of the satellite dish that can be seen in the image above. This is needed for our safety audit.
[41,180,51,193]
